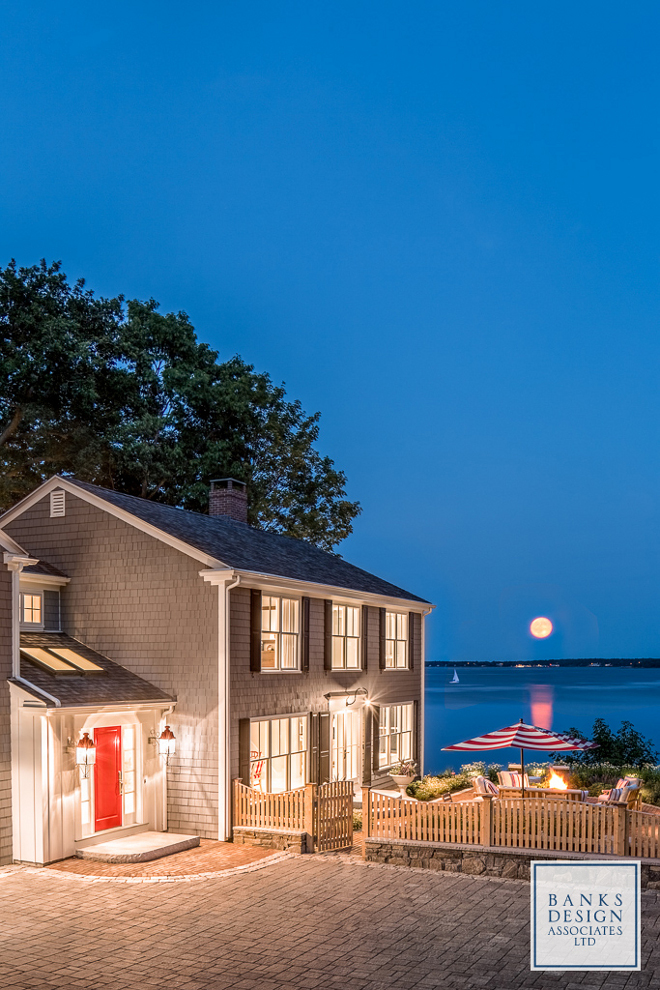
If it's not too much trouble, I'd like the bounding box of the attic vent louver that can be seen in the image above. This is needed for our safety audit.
[50,491,66,518]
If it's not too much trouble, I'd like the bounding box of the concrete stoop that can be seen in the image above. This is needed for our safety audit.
[75,831,200,863]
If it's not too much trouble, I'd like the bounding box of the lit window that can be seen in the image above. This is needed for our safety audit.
[249,716,307,793]
[385,612,408,668]
[21,593,42,625]
[379,703,414,768]
[332,604,360,669]
[261,596,299,670]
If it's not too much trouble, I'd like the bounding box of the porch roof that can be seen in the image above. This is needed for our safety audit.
[14,632,173,708]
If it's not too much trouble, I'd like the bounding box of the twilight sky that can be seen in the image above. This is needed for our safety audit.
[2,3,659,661]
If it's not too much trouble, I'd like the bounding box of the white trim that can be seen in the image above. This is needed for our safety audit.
[215,570,240,841]
[202,568,434,612]
[20,572,70,588]
[0,531,29,555]
[0,476,226,568]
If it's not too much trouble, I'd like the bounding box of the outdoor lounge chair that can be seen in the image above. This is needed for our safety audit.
[473,775,499,797]
[597,777,641,809]
[497,770,529,788]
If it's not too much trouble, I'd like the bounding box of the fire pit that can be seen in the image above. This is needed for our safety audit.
[547,764,571,790]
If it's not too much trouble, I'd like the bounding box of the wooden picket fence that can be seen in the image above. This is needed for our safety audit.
[363,789,660,858]
[232,779,353,851]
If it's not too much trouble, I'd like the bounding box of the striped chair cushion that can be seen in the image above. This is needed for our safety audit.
[609,787,624,803]
[498,771,528,788]
[474,775,499,796]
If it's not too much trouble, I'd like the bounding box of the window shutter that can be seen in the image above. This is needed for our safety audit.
[408,611,416,670]
[378,608,386,670]
[413,701,419,764]
[239,718,251,784]
[362,705,373,785]
[318,712,331,784]
[371,705,381,772]
[361,605,369,671]
[323,600,333,671]
[250,589,262,673]
[301,597,310,672]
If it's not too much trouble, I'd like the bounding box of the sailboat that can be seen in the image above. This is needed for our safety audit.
[450,667,459,683]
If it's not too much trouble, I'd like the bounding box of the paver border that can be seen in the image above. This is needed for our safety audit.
[0,850,291,884]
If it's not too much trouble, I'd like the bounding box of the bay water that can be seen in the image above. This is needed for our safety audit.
[424,665,660,773]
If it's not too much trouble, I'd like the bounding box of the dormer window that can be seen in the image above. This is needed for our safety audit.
[21,593,43,626]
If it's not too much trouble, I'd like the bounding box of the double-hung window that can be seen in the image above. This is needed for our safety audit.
[378,703,414,768]
[332,604,360,669]
[20,593,42,626]
[249,715,307,792]
[385,612,408,668]
[261,596,299,670]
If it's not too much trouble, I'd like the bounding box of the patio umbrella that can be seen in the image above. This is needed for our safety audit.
[442,718,598,796]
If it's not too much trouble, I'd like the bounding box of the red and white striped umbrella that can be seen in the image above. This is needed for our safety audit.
[442,719,598,753]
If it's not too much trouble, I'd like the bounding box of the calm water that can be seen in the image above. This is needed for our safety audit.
[424,666,660,773]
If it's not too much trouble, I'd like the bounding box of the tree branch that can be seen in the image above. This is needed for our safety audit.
[0,407,23,447]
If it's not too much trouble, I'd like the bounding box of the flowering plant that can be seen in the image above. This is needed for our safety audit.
[389,760,417,777]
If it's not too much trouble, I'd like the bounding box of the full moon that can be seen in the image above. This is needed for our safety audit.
[530,616,553,639]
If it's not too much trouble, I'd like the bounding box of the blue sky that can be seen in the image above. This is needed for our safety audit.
[2,3,659,660]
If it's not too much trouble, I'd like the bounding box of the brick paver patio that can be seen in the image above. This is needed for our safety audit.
[1,853,659,989]
[45,838,275,878]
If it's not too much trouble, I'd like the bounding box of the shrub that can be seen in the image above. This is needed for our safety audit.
[406,762,501,801]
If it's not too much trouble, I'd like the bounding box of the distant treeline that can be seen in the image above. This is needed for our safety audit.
[425,659,660,668]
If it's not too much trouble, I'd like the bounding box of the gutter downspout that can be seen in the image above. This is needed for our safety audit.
[219,573,240,840]
[11,676,61,708]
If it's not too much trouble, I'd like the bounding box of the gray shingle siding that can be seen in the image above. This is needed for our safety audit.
[0,566,12,864]
[229,587,422,789]
[4,492,219,839]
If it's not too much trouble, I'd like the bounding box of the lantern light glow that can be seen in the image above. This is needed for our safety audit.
[76,732,96,778]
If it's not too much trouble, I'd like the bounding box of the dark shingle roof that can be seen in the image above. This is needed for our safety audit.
[22,559,68,578]
[15,632,173,708]
[68,479,429,603]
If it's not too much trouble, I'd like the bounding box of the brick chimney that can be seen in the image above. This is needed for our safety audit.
[209,478,248,523]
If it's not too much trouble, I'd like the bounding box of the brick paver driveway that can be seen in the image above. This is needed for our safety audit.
[1,854,659,990]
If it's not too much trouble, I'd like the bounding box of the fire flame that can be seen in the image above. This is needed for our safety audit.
[547,771,568,790]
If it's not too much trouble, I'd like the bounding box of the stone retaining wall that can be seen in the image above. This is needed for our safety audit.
[233,827,310,854]
[365,837,660,888]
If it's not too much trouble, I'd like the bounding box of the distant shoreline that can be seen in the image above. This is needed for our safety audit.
[425,659,660,668]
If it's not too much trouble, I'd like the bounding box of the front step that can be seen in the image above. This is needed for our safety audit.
[75,831,200,863]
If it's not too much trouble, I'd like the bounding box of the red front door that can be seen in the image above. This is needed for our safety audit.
[94,726,122,831]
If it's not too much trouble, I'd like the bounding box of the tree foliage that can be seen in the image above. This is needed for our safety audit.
[0,260,360,550]
[557,718,658,768]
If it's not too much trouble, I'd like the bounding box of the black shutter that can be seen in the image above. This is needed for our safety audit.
[362,705,373,785]
[413,700,419,765]
[301,596,310,672]
[361,605,369,671]
[378,608,386,670]
[250,589,262,673]
[319,712,331,784]
[371,705,381,772]
[324,600,333,671]
[239,718,251,784]
[408,611,416,670]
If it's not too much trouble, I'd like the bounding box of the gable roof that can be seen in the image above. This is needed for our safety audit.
[15,632,174,709]
[54,478,429,604]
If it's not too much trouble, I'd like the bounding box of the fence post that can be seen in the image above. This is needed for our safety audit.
[361,786,371,838]
[614,805,628,856]
[304,783,317,852]
[479,795,493,847]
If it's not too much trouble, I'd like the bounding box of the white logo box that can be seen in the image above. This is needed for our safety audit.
[531,861,641,972]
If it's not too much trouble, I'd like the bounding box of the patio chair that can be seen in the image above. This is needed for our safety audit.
[597,778,641,809]
[497,770,529,788]
[473,775,499,797]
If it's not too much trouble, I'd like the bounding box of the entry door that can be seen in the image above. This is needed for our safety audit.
[94,726,122,831]
[331,711,361,782]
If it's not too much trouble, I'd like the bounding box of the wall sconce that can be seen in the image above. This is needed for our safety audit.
[158,725,176,764]
[76,732,96,778]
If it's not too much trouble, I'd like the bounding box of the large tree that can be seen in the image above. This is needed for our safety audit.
[0,260,360,550]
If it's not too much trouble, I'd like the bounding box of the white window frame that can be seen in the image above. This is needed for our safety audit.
[331,602,361,669]
[385,611,408,669]
[378,702,414,769]
[248,714,308,793]
[260,595,301,672]
[20,592,44,628]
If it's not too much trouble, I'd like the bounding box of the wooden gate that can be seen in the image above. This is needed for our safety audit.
[315,780,353,851]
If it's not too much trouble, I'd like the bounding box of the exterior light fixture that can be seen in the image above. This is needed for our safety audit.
[76,732,96,778]
[158,725,176,764]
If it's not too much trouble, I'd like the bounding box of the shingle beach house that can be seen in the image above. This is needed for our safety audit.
[0,476,431,865]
